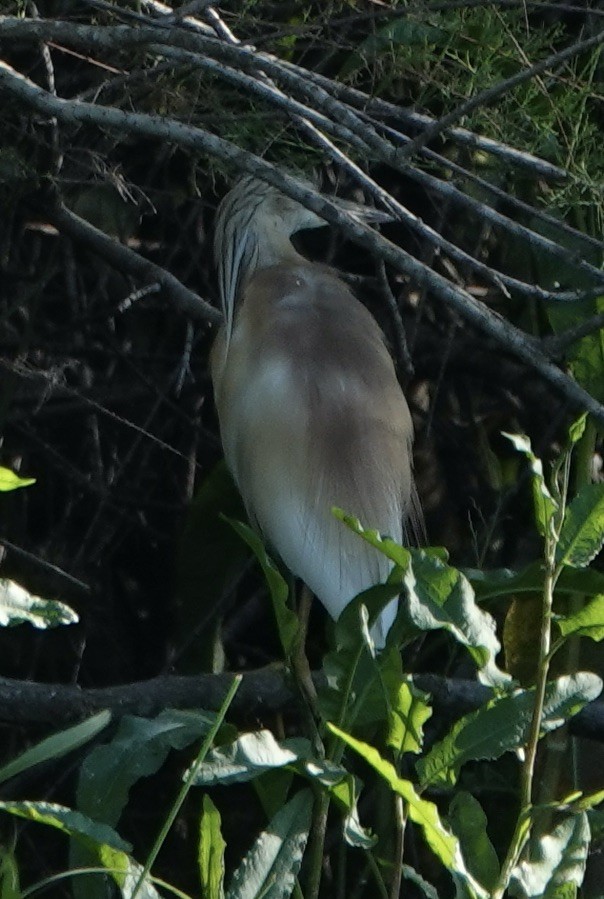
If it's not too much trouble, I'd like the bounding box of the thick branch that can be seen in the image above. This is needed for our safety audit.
[0,670,601,743]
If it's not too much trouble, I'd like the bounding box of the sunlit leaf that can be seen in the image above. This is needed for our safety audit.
[327,724,488,899]
[0,800,130,852]
[226,789,313,899]
[199,795,226,899]
[0,579,78,628]
[557,594,604,641]
[387,679,432,756]
[556,483,604,568]
[417,673,602,788]
[190,730,307,787]
[0,468,35,491]
[510,813,589,898]
[504,433,557,538]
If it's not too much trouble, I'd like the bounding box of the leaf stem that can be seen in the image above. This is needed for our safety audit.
[130,675,242,899]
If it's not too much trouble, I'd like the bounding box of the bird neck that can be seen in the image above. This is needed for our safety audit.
[243,225,305,281]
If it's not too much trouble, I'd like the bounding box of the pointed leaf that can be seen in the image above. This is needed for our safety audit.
[0,846,20,899]
[224,518,297,656]
[418,673,602,788]
[448,792,500,890]
[556,483,604,568]
[226,789,313,899]
[78,709,214,827]
[0,468,35,491]
[504,433,557,538]
[387,679,432,756]
[199,795,226,899]
[0,800,130,852]
[327,724,487,898]
[557,594,604,641]
[0,711,111,786]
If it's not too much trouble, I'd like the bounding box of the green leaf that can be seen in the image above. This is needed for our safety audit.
[327,724,487,899]
[0,579,78,628]
[0,846,20,899]
[401,865,439,899]
[0,468,35,491]
[333,512,505,684]
[330,774,377,849]
[403,550,506,686]
[224,518,298,657]
[557,594,604,641]
[504,433,557,538]
[448,792,500,890]
[226,789,313,899]
[190,730,308,786]
[510,813,590,898]
[0,711,111,786]
[0,800,131,852]
[556,483,604,568]
[417,673,602,788]
[467,561,604,603]
[77,709,215,827]
[387,679,432,756]
[199,795,226,899]
[568,414,587,445]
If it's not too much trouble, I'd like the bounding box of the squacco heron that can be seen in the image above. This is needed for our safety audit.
[210,175,417,647]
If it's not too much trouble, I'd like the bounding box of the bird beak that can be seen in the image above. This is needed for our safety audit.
[332,196,393,225]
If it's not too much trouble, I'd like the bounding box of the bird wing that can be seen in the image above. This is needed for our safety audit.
[211,263,414,646]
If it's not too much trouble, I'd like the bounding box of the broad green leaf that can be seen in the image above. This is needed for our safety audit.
[504,433,557,538]
[225,518,297,657]
[556,483,604,568]
[387,679,432,756]
[190,730,307,786]
[0,579,78,628]
[0,800,130,852]
[226,789,313,899]
[0,846,20,899]
[403,550,505,686]
[510,813,590,898]
[320,605,404,729]
[0,468,35,491]
[199,795,226,899]
[0,710,111,785]
[418,673,602,788]
[77,709,215,827]
[557,594,604,641]
[448,792,500,890]
[334,512,505,684]
[468,560,604,603]
[327,724,487,899]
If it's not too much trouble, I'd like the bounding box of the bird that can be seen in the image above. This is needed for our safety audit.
[210,174,418,648]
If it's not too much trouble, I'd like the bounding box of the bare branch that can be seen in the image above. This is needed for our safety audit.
[0,670,601,743]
